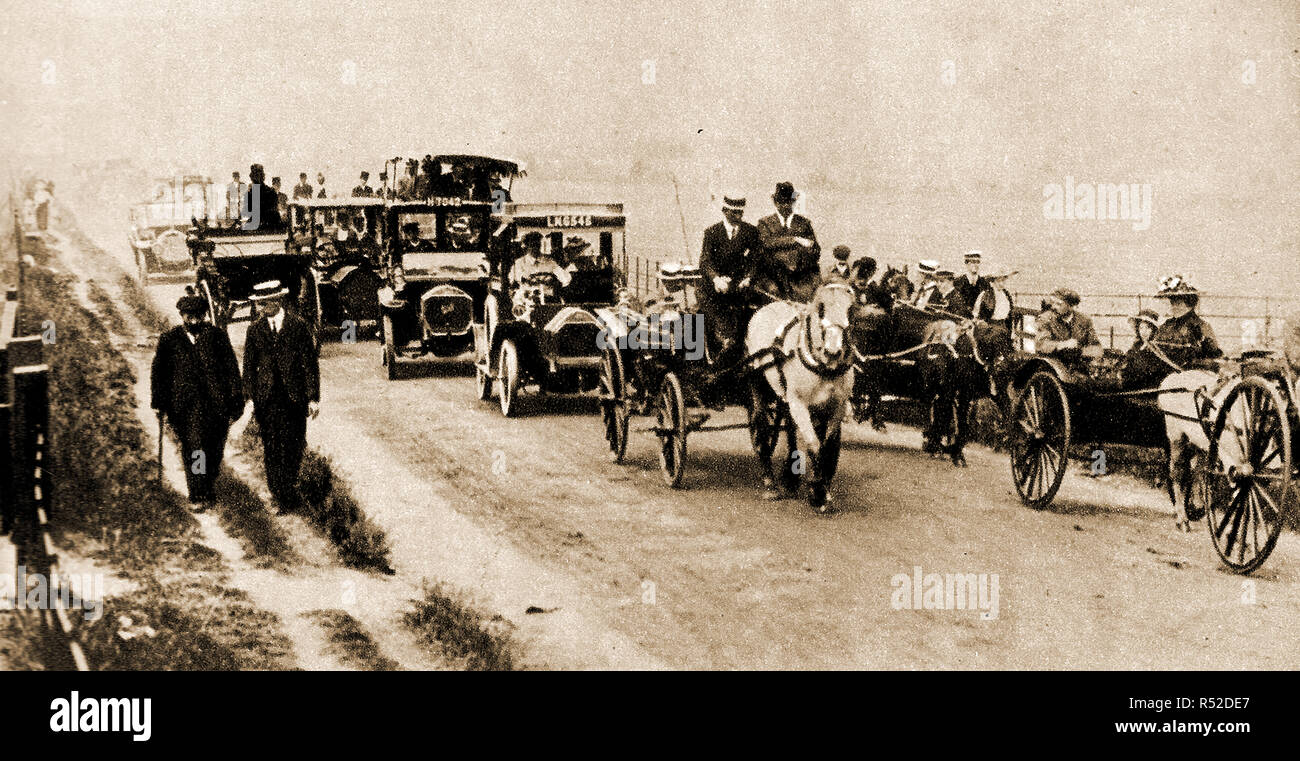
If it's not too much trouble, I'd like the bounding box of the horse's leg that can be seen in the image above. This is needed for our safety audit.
[786,397,827,510]
[749,378,782,500]
[948,385,970,468]
[1167,434,1193,532]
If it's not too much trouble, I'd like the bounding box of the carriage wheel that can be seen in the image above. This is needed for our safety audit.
[599,347,630,463]
[498,339,521,418]
[1205,376,1293,574]
[655,372,687,488]
[199,279,225,331]
[382,313,397,381]
[1009,370,1070,508]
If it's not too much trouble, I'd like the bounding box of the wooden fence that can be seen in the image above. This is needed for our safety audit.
[2,198,88,670]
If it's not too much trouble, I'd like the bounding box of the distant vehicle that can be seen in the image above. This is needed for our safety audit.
[474,203,625,416]
[379,153,524,205]
[131,175,211,282]
[286,198,386,337]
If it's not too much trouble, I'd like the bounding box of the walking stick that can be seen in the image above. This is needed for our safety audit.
[156,411,164,484]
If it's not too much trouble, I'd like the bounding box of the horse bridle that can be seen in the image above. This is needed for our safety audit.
[799,283,853,377]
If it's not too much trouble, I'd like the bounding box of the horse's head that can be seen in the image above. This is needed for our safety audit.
[806,281,854,370]
[883,266,915,303]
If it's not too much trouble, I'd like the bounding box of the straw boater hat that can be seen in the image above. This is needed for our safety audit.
[917,259,939,277]
[249,280,288,301]
[964,250,982,262]
[721,191,746,212]
[1129,308,1160,332]
[934,268,955,280]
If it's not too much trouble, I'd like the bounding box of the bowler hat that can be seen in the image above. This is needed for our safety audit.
[832,245,851,262]
[176,294,207,315]
[772,182,798,204]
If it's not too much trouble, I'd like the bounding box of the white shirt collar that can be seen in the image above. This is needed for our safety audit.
[722,219,737,238]
[268,310,284,332]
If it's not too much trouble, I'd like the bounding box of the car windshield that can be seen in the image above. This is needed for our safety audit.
[397,209,488,250]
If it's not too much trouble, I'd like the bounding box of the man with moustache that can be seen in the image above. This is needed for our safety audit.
[698,192,763,366]
[242,281,320,514]
[151,291,245,512]
[756,181,821,302]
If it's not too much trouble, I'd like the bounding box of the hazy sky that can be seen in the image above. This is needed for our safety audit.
[2,0,1297,193]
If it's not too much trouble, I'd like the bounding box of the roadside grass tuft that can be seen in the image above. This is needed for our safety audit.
[116,272,172,334]
[303,610,401,671]
[239,420,395,574]
[81,579,296,671]
[210,469,302,569]
[403,583,516,671]
[85,279,130,336]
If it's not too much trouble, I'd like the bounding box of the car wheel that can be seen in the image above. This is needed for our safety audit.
[498,339,520,417]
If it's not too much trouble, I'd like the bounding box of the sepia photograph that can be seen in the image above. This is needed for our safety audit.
[0,0,1297,739]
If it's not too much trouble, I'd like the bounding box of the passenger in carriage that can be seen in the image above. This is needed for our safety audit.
[825,245,853,282]
[397,159,420,200]
[1149,277,1221,365]
[954,250,995,320]
[922,269,970,318]
[911,259,939,308]
[243,164,282,230]
[1036,288,1101,365]
[1119,308,1162,388]
[699,192,763,367]
[756,182,821,303]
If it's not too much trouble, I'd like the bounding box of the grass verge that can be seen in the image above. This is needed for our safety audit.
[303,610,401,671]
[403,582,516,671]
[237,421,394,574]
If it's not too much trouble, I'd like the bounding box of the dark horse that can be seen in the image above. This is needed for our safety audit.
[848,265,1014,466]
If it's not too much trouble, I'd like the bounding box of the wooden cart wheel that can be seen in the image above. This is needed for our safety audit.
[1206,376,1293,574]
[655,372,687,488]
[1009,370,1071,508]
[498,339,521,418]
[599,346,629,462]
[382,313,397,381]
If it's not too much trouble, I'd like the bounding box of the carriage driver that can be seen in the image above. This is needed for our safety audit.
[1036,288,1101,363]
[1149,276,1222,366]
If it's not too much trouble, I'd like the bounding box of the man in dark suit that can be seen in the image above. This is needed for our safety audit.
[293,172,314,200]
[924,270,970,317]
[242,281,320,514]
[243,163,282,230]
[351,171,374,197]
[151,292,245,511]
[953,250,995,320]
[699,192,763,365]
[756,181,821,302]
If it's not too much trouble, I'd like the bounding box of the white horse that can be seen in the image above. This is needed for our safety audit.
[744,281,855,511]
[1157,370,1247,531]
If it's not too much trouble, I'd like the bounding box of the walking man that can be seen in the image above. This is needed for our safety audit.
[242,281,320,514]
[151,291,245,511]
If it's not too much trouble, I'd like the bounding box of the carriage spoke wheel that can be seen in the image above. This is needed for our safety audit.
[1206,376,1292,575]
[599,347,629,462]
[655,372,687,488]
[1009,371,1070,509]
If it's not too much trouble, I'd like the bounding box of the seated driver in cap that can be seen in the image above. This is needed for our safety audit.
[1037,288,1101,361]
[826,245,852,282]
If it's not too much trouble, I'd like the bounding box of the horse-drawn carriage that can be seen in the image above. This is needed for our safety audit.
[1004,326,1297,574]
[187,217,318,332]
[473,203,624,416]
[598,263,854,510]
[287,198,386,336]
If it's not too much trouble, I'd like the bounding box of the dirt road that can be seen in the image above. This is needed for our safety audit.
[69,196,1300,669]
